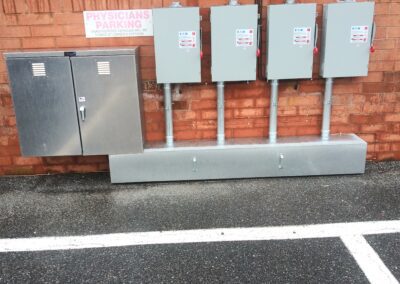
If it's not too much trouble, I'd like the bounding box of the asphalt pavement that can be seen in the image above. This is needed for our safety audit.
[0,161,399,283]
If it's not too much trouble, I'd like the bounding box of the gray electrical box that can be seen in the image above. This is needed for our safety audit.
[266,3,316,80]
[153,7,201,84]
[320,2,375,78]
[211,4,258,82]
[5,48,144,156]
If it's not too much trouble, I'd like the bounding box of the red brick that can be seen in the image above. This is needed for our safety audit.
[233,108,264,118]
[53,13,83,24]
[0,145,20,156]
[62,24,84,36]
[31,25,63,36]
[144,100,159,112]
[201,110,217,120]
[0,39,21,49]
[43,156,75,164]
[3,166,35,175]
[41,165,66,173]
[225,99,254,109]
[387,27,400,38]
[233,128,265,138]
[0,26,30,37]
[56,37,89,48]
[385,113,400,122]
[360,124,387,133]
[13,157,42,166]
[288,95,321,106]
[376,152,396,161]
[173,110,197,120]
[145,132,164,142]
[2,0,16,14]
[27,0,52,13]
[22,37,56,48]
[375,15,400,27]
[66,164,98,173]
[358,134,376,143]
[278,127,297,137]
[375,143,392,152]
[0,157,12,166]
[362,83,395,93]
[174,130,202,140]
[191,100,216,110]
[18,14,53,25]
[379,134,400,142]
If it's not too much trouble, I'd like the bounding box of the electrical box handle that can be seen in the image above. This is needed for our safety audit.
[200,23,203,59]
[79,105,86,121]
[257,23,261,57]
[370,21,376,53]
[313,23,319,55]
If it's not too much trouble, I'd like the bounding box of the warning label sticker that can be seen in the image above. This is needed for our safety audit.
[293,27,311,45]
[350,26,369,44]
[178,31,196,49]
[236,29,254,47]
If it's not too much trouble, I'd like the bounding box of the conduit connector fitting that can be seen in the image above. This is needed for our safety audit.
[228,0,240,6]
[170,1,182,8]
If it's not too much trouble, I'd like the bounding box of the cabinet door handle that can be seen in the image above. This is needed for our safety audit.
[79,106,86,121]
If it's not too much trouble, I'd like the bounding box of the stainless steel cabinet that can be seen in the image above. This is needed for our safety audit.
[5,48,144,157]
[6,54,82,156]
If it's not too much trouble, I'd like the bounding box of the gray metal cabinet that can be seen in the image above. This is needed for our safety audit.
[266,3,317,80]
[6,53,82,156]
[211,4,258,82]
[5,48,144,157]
[153,7,201,84]
[320,2,375,78]
[71,52,143,155]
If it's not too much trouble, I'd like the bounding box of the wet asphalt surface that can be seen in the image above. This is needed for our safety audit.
[0,161,399,283]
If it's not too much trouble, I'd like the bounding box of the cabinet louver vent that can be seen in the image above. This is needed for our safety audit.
[97,61,111,75]
[32,63,46,77]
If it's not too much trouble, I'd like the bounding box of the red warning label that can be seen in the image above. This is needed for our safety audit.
[178,31,196,49]
[236,29,254,47]
[350,26,368,44]
[293,27,311,46]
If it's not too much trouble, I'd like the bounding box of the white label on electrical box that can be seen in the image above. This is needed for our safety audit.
[293,27,311,45]
[350,26,369,43]
[78,97,86,102]
[178,31,197,49]
[236,29,254,47]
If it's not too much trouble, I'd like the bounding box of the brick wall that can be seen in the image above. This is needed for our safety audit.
[0,0,399,175]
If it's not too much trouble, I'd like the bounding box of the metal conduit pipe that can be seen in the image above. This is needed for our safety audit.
[321,78,333,141]
[217,81,225,145]
[164,83,174,147]
[269,79,279,144]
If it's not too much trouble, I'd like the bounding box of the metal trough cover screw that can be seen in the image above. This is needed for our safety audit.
[192,156,198,172]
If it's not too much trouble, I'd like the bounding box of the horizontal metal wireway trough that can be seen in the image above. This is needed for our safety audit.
[109,134,367,183]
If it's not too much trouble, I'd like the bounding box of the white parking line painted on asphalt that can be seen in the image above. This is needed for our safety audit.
[0,220,399,252]
[341,234,399,284]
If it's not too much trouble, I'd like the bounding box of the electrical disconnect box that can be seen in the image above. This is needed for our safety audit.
[5,48,144,156]
[211,4,258,82]
[320,2,375,78]
[153,7,201,83]
[266,3,317,80]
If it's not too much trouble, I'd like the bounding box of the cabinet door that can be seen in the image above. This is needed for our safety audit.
[6,57,82,156]
[70,55,142,155]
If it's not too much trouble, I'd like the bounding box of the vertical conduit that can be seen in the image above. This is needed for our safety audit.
[269,79,279,144]
[164,83,174,147]
[321,77,333,141]
[217,81,225,145]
